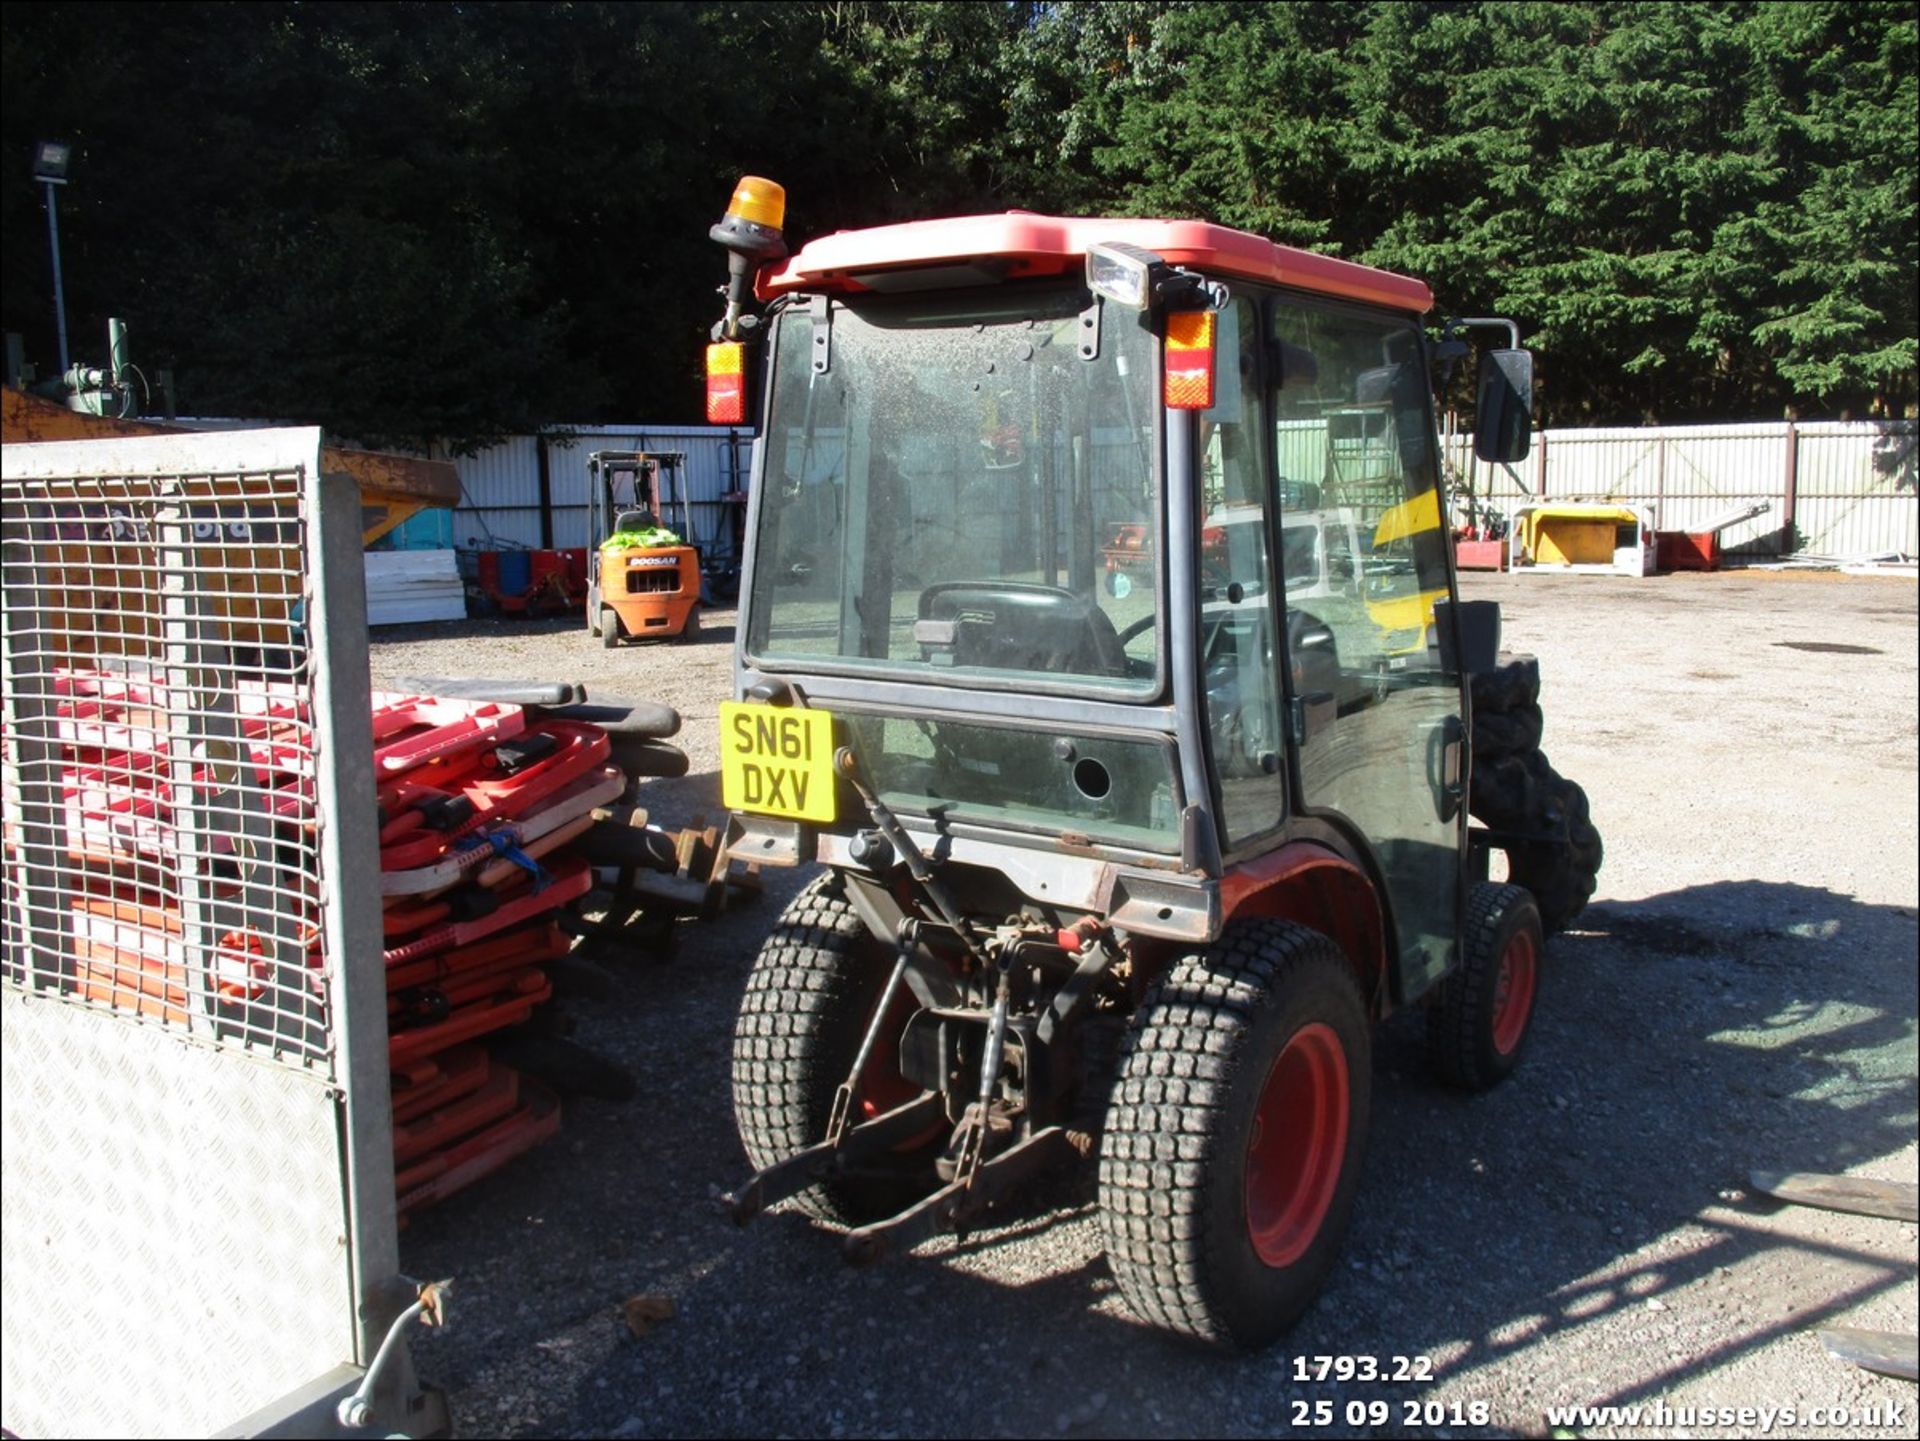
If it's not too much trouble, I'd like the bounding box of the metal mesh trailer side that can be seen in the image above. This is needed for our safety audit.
[2,428,441,1438]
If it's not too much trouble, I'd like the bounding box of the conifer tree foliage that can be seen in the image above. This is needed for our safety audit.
[1011,1,1915,422]
[3,1,1911,444]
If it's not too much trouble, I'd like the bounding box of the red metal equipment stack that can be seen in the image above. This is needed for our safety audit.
[474,548,589,615]
[52,670,317,1021]
[45,675,656,1222]
[372,693,632,1221]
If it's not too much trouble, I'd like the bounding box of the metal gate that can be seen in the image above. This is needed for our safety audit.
[2,429,438,1437]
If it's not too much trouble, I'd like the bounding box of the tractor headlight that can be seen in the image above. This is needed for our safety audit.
[1085,242,1164,310]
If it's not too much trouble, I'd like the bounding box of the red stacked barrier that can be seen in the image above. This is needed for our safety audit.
[48,671,319,1023]
[373,698,622,1222]
[45,674,617,1223]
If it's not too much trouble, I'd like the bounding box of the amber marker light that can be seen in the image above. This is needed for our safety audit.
[1164,310,1217,410]
[706,341,747,424]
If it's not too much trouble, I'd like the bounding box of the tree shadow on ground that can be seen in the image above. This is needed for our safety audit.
[408,878,1915,1438]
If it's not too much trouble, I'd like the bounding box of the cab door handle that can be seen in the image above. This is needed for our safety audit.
[1433,714,1466,822]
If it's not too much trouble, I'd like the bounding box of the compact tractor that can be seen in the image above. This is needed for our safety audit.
[704,178,1602,1349]
[586,449,702,645]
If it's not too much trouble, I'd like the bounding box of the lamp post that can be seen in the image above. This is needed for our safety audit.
[32,140,72,377]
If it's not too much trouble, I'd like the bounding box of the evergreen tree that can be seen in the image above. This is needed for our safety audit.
[3,1,1912,437]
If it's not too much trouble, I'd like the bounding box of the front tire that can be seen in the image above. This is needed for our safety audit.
[1098,920,1371,1350]
[1426,883,1544,1090]
[730,871,939,1225]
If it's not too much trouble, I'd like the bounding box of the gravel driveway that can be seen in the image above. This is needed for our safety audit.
[371,569,1918,1439]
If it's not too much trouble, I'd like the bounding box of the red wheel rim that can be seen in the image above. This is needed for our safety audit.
[1490,928,1537,1056]
[1245,1022,1350,1269]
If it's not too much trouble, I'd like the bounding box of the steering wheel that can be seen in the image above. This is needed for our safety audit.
[1116,613,1155,648]
[920,581,1131,678]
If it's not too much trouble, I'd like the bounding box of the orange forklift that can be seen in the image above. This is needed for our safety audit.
[586,450,702,646]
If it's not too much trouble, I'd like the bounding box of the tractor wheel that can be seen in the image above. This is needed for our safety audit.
[1426,884,1544,1090]
[1471,757,1602,933]
[1465,651,1604,932]
[678,606,701,644]
[599,608,622,649]
[1098,919,1371,1351]
[1472,702,1543,759]
[1469,753,1539,829]
[731,871,940,1226]
[1470,653,1540,714]
[1508,776,1604,932]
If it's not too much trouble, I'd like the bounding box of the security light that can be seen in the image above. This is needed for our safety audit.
[32,140,71,184]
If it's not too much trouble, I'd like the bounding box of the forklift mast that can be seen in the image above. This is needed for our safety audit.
[590,450,691,542]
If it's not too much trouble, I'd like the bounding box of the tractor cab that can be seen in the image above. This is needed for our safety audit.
[705,179,1594,1350]
[586,449,702,646]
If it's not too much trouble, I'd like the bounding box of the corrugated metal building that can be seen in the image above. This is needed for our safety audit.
[434,426,754,559]
[1444,419,1915,560]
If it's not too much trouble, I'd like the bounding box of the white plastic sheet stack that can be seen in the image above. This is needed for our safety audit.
[364,549,466,625]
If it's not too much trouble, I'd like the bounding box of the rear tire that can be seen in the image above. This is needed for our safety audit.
[1472,702,1543,759]
[678,606,701,644]
[599,608,622,649]
[1468,652,1603,934]
[1098,920,1371,1350]
[730,871,939,1226]
[1470,653,1540,713]
[1509,781,1603,932]
[1427,884,1543,1090]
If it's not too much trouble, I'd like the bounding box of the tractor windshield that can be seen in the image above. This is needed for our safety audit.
[746,284,1160,696]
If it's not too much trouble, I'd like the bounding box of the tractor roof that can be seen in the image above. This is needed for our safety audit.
[757,213,1433,314]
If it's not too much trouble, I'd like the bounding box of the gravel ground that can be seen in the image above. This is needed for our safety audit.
[371,570,1918,1440]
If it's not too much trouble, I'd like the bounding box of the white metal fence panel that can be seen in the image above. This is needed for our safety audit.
[1794,421,1918,558]
[1543,427,1667,500]
[1539,424,1788,553]
[1442,431,1535,513]
[1444,419,1915,560]
[1647,426,1786,551]
[1,430,407,1437]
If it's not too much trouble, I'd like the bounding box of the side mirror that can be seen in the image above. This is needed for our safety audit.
[1435,598,1501,676]
[1473,349,1533,463]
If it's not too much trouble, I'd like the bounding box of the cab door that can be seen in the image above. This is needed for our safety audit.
[1272,300,1464,998]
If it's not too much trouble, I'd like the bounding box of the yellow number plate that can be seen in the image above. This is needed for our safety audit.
[719,702,837,823]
